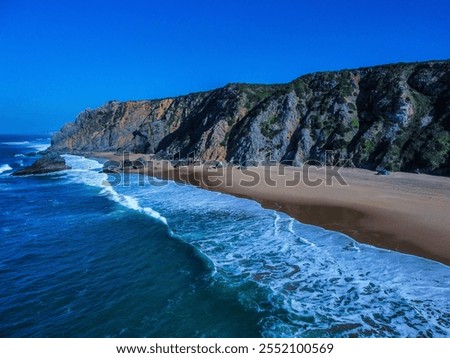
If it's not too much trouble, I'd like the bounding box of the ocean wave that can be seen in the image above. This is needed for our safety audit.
[62,155,168,226]
[0,164,12,174]
[100,185,169,226]
[3,140,50,152]
[112,173,450,338]
[29,143,50,152]
[59,154,450,337]
[2,141,30,145]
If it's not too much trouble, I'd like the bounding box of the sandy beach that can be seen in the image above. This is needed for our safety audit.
[93,152,450,266]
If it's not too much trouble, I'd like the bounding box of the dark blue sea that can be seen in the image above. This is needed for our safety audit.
[0,134,449,337]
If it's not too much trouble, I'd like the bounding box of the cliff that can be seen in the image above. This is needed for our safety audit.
[51,60,450,175]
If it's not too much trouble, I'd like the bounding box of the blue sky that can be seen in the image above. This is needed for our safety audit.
[0,0,449,134]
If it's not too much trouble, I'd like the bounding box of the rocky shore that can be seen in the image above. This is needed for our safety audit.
[12,153,71,176]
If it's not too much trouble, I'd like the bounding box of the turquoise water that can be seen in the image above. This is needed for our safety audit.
[0,135,449,337]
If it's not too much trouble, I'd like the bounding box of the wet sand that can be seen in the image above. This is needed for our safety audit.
[92,152,450,266]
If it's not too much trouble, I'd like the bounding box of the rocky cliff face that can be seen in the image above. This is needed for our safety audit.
[51,60,450,175]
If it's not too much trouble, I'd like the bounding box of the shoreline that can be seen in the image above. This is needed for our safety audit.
[91,152,450,266]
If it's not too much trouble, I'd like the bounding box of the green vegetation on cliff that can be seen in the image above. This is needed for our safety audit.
[51,60,450,176]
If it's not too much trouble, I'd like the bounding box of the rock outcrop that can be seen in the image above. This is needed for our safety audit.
[50,60,450,175]
[12,153,71,176]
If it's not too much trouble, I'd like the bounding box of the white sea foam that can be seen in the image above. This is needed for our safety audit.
[273,211,281,236]
[56,155,450,337]
[112,173,450,338]
[30,143,50,152]
[2,141,30,145]
[3,140,50,152]
[62,155,168,226]
[143,207,168,225]
[100,186,169,226]
[0,164,12,174]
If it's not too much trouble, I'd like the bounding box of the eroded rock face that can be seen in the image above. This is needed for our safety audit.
[12,153,71,176]
[51,60,450,175]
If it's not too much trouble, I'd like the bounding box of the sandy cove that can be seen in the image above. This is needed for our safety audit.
[91,152,450,266]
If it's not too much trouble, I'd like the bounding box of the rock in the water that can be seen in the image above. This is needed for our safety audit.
[132,158,146,169]
[12,153,71,176]
[123,159,133,168]
[101,160,121,173]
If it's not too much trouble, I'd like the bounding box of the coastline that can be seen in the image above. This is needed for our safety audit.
[91,152,450,266]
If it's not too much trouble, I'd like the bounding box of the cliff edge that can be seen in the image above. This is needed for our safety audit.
[51,60,450,175]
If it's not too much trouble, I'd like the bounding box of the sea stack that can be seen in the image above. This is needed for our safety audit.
[12,153,71,176]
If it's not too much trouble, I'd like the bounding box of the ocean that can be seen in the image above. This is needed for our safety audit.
[0,134,449,338]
